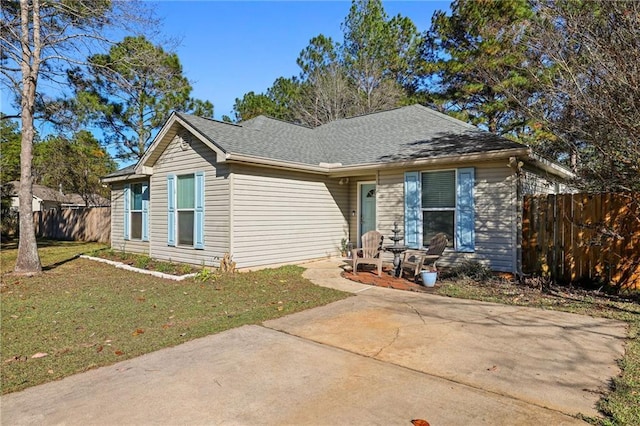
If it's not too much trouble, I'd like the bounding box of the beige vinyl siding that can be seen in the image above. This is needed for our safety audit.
[231,166,349,268]
[110,182,149,254]
[376,163,518,273]
[472,165,518,272]
[149,131,230,266]
[521,168,567,195]
[368,172,400,263]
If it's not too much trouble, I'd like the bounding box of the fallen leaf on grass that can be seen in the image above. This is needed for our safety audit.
[114,350,124,356]
[132,328,144,336]
[162,323,174,329]
[96,345,103,353]
[4,356,27,364]
[31,352,48,359]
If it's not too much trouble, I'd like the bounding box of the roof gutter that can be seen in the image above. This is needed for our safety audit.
[101,172,151,184]
[524,150,575,180]
[225,148,537,176]
[224,153,332,175]
[330,147,531,176]
[102,146,573,183]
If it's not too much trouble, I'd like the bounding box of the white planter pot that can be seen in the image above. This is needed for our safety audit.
[420,271,438,287]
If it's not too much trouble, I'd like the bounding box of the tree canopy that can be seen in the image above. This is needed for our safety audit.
[34,131,117,202]
[0,0,134,273]
[234,0,422,126]
[420,0,640,191]
[523,0,640,191]
[71,35,214,161]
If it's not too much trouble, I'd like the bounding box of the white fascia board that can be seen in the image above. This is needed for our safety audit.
[523,151,575,180]
[329,147,531,176]
[101,173,150,184]
[225,148,538,177]
[174,116,227,160]
[135,111,178,173]
[224,153,331,175]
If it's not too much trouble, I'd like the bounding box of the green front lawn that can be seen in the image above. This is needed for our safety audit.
[0,240,349,394]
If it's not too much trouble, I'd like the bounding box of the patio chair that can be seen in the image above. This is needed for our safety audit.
[352,230,384,277]
[401,233,448,280]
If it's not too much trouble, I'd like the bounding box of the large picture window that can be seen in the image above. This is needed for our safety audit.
[177,174,195,246]
[404,168,474,252]
[421,171,455,246]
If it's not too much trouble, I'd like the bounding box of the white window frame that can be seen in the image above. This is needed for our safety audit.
[129,183,144,240]
[421,169,456,248]
[176,173,195,247]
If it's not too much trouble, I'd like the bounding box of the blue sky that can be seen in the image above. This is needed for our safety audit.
[1,1,451,166]
[150,1,450,120]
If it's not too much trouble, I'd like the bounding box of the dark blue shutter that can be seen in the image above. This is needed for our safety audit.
[404,171,421,248]
[456,167,475,252]
[167,175,176,246]
[194,171,205,249]
[123,184,130,240]
[141,182,149,242]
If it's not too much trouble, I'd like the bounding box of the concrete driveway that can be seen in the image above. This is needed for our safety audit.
[1,260,627,425]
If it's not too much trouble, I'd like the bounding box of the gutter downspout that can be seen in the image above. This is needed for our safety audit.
[509,157,524,279]
[228,171,235,269]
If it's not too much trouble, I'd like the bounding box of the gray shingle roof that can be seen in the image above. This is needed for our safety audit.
[176,113,325,165]
[315,104,524,165]
[108,104,526,176]
[179,104,524,166]
[7,181,109,206]
[103,164,136,178]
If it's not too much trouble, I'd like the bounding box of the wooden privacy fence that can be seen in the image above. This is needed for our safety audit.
[522,193,640,289]
[34,207,111,244]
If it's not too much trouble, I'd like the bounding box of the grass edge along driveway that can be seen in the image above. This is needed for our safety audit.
[0,240,350,395]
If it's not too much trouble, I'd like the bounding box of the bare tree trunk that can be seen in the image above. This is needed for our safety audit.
[15,0,42,274]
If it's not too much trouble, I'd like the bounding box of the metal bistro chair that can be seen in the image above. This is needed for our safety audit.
[352,230,384,277]
[401,233,448,281]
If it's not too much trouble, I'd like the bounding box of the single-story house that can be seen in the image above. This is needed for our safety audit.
[7,181,110,211]
[102,104,573,274]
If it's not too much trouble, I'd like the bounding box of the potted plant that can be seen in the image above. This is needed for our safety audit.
[340,238,352,258]
[420,265,438,287]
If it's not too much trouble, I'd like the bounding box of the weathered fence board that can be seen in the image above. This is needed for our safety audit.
[522,193,640,289]
[33,207,111,243]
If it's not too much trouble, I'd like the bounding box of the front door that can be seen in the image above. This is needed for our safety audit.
[359,183,377,240]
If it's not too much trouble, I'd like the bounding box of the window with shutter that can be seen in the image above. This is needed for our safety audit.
[168,173,204,249]
[124,182,149,241]
[404,168,475,252]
